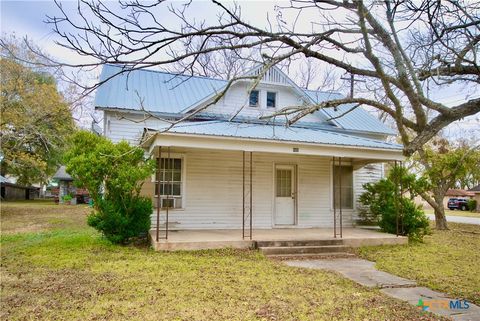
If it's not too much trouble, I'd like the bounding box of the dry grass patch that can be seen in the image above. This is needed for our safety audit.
[1,201,446,320]
[1,200,90,234]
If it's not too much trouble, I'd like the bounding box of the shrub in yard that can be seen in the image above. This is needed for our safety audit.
[359,166,430,241]
[64,131,155,243]
[87,196,152,244]
[467,199,477,212]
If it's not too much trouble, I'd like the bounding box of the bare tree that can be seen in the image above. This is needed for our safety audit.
[29,0,479,158]
[168,31,260,79]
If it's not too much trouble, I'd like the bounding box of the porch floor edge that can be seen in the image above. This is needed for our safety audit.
[149,228,407,251]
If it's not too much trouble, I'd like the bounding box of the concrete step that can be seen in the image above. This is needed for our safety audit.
[256,239,344,248]
[259,245,350,255]
[267,252,355,260]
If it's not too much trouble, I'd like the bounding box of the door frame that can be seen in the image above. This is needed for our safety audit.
[272,163,298,226]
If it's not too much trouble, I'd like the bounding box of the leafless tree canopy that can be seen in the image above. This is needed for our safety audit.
[39,0,480,155]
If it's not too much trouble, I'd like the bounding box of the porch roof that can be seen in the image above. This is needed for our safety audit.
[143,120,402,151]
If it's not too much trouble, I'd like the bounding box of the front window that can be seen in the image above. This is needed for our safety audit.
[267,92,276,108]
[333,165,353,209]
[155,157,183,208]
[249,90,259,107]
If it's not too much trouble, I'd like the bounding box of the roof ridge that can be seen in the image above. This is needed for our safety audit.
[304,89,343,95]
[170,120,221,128]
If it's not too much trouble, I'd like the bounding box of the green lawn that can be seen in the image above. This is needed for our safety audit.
[0,201,443,321]
[359,222,480,305]
[424,208,480,218]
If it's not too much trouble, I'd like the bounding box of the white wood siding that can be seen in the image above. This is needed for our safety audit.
[102,110,387,229]
[204,82,321,122]
[148,148,356,229]
[103,111,170,144]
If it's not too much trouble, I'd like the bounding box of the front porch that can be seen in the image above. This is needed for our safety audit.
[149,227,407,251]
[142,125,406,252]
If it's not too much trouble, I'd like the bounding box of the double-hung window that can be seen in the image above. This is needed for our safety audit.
[266,92,276,108]
[249,90,259,107]
[333,165,353,209]
[155,157,183,209]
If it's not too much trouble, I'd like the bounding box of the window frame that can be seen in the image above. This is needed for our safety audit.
[266,91,277,109]
[330,162,354,210]
[249,90,260,108]
[152,153,186,210]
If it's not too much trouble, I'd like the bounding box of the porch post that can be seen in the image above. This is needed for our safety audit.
[339,157,343,238]
[333,157,337,238]
[242,151,245,239]
[156,146,162,242]
[166,146,171,240]
[400,161,404,235]
[249,151,253,240]
[242,150,253,240]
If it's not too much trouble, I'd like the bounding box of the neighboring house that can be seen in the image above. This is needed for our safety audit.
[94,64,403,235]
[0,175,39,201]
[52,166,89,204]
[443,189,474,208]
[468,185,480,211]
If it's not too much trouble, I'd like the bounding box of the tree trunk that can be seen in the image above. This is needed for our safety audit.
[433,193,448,230]
[419,190,449,230]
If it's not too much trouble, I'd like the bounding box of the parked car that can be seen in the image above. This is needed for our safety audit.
[447,198,469,211]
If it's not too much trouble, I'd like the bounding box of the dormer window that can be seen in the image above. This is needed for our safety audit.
[267,92,276,108]
[249,90,259,107]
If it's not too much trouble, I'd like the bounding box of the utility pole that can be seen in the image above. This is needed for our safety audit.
[340,73,366,98]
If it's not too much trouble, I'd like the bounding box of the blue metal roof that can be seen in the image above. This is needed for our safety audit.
[304,90,396,135]
[95,65,395,135]
[158,120,402,150]
[94,65,227,113]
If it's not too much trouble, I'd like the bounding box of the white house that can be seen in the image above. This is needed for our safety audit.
[94,64,404,250]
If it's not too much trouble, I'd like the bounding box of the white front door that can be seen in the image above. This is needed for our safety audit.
[274,165,296,225]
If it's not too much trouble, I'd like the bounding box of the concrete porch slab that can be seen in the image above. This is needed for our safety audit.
[150,228,407,251]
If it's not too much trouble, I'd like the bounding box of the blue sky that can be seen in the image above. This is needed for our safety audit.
[1,1,478,139]
[2,1,60,43]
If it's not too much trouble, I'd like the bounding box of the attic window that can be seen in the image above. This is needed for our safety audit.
[249,90,259,107]
[267,92,276,108]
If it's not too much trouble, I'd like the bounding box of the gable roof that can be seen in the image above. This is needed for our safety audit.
[304,90,396,135]
[445,189,475,197]
[94,65,227,114]
[52,166,73,181]
[146,120,402,151]
[95,64,395,135]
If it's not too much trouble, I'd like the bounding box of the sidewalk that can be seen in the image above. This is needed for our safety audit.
[426,214,480,225]
[285,258,480,321]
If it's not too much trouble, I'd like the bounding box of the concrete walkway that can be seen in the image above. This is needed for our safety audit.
[426,214,480,225]
[285,258,480,321]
